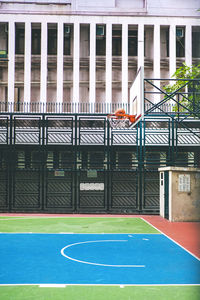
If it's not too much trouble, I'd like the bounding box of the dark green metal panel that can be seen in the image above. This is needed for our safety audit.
[164,171,169,219]
[44,150,75,212]
[0,149,9,210]
[77,169,107,212]
[110,170,138,213]
[0,112,199,214]
[11,150,42,211]
[44,170,74,210]
[143,168,160,211]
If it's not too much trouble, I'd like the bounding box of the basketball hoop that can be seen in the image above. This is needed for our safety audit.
[107,108,138,129]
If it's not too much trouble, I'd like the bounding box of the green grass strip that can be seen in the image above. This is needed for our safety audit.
[0,286,199,300]
[0,217,158,234]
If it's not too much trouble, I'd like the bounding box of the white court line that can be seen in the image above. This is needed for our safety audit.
[0,232,160,235]
[61,240,145,268]
[141,218,200,261]
[0,217,79,221]
[39,284,66,288]
[0,283,199,287]
[0,216,138,221]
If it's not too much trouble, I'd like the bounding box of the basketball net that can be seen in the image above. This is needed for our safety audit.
[107,108,137,129]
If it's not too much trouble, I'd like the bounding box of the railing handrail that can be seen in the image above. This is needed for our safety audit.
[0,101,177,115]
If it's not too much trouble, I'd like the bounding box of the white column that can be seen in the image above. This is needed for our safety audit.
[106,23,112,107]
[122,23,128,104]
[89,22,96,111]
[40,21,47,104]
[169,25,176,78]
[8,21,15,105]
[185,25,192,67]
[57,21,64,103]
[138,23,144,70]
[24,21,31,105]
[73,22,80,104]
[153,24,160,103]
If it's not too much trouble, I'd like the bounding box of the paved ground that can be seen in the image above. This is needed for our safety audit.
[0,213,199,258]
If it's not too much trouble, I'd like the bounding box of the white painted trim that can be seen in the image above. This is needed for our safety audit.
[185,25,192,67]
[168,171,172,221]
[57,21,64,103]
[73,21,80,105]
[89,22,96,108]
[40,21,47,104]
[0,14,200,26]
[153,24,160,103]
[105,22,112,106]
[122,23,128,103]
[8,20,15,105]
[137,23,144,70]
[169,24,176,78]
[24,21,31,106]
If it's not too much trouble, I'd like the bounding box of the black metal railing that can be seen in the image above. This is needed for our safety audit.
[0,78,199,117]
[0,101,177,115]
[144,78,200,119]
[0,102,130,114]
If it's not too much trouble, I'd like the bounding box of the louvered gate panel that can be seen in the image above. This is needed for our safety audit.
[12,150,42,211]
[143,169,159,211]
[45,170,74,211]
[0,150,9,210]
[13,169,41,210]
[111,171,138,213]
[77,170,107,212]
[44,150,75,212]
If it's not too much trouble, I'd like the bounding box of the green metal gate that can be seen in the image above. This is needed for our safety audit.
[0,149,9,211]
[11,149,42,211]
[0,113,199,214]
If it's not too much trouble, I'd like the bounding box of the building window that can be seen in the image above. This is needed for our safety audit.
[166,28,169,57]
[32,27,41,55]
[14,88,21,111]
[128,30,137,56]
[64,24,71,55]
[176,27,185,57]
[17,151,25,169]
[112,29,122,56]
[165,28,185,58]
[117,152,136,169]
[15,24,25,55]
[59,151,74,169]
[89,151,104,169]
[48,25,57,55]
[96,25,106,56]
[192,28,200,58]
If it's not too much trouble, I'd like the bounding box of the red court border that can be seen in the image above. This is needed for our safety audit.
[0,213,200,259]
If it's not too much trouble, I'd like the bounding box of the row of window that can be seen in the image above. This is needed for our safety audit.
[15,25,137,56]
[2,23,200,57]
[0,150,196,170]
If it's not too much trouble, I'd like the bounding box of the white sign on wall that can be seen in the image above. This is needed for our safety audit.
[80,183,104,191]
[178,174,190,192]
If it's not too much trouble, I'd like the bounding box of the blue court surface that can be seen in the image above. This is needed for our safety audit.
[0,233,199,285]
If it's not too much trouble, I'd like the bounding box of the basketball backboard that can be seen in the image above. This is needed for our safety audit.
[130,66,144,125]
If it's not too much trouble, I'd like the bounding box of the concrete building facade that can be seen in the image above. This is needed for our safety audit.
[0,0,199,110]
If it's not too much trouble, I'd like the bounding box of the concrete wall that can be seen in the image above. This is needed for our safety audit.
[159,167,200,222]
[1,0,199,17]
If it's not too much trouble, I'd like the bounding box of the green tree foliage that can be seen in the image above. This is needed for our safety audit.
[164,63,200,118]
